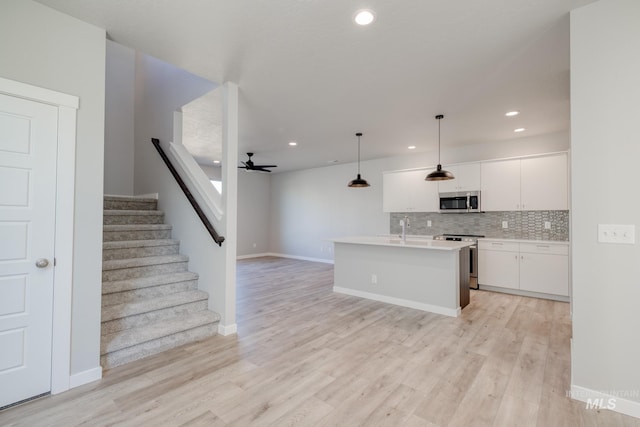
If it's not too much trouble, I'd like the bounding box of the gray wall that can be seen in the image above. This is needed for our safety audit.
[237,171,271,256]
[269,132,570,261]
[104,40,135,195]
[200,163,269,257]
[0,0,106,375]
[571,0,640,409]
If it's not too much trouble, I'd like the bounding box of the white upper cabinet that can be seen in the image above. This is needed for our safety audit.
[520,154,568,210]
[481,153,568,211]
[438,163,481,193]
[481,159,521,211]
[383,168,439,212]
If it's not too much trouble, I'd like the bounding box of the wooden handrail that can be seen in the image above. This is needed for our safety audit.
[151,138,225,246]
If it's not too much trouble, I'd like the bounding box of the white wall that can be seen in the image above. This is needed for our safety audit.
[570,0,640,416]
[237,171,271,257]
[0,0,106,375]
[199,164,222,181]
[133,54,237,329]
[269,132,569,261]
[104,40,135,195]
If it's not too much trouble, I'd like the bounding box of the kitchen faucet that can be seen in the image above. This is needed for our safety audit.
[399,216,410,243]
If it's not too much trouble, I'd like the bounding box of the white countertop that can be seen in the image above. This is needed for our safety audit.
[331,236,474,251]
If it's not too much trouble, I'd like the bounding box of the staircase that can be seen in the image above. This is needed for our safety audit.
[101,195,220,369]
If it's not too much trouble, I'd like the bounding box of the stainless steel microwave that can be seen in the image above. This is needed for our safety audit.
[439,191,481,213]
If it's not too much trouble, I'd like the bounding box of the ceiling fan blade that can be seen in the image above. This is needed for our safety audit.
[253,167,272,173]
[253,164,277,168]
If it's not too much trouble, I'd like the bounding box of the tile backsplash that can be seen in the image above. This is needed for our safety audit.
[390,210,569,241]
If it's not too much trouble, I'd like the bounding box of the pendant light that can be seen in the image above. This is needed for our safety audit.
[348,132,370,187]
[425,114,455,181]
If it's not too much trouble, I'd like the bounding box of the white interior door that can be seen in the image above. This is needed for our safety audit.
[0,93,58,408]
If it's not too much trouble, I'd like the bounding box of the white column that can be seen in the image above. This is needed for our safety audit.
[219,81,238,335]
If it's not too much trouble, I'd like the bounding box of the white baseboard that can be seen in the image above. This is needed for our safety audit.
[570,385,640,419]
[333,286,460,317]
[236,252,271,260]
[480,284,570,302]
[218,323,237,336]
[68,366,102,390]
[236,252,334,264]
[267,252,334,264]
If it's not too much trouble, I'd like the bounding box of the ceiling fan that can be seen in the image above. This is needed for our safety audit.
[238,152,277,173]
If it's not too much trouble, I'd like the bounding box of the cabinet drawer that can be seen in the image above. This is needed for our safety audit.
[520,243,569,255]
[478,241,519,252]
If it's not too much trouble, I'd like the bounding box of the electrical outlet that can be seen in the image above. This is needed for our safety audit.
[544,221,551,230]
[598,224,636,244]
[427,220,432,227]
[371,274,377,284]
[502,221,508,229]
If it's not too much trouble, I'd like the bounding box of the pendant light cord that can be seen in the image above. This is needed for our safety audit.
[356,132,363,175]
[357,134,361,175]
[437,115,441,165]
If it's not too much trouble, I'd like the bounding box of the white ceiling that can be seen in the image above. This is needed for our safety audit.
[36,0,595,172]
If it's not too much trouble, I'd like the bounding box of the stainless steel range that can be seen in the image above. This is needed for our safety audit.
[433,234,485,289]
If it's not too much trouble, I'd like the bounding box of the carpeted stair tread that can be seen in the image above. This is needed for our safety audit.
[100,323,217,369]
[101,310,220,354]
[104,224,172,231]
[103,209,164,216]
[102,254,188,271]
[102,271,199,294]
[103,239,179,250]
[101,289,209,322]
[104,195,158,203]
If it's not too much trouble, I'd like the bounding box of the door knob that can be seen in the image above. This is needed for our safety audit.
[35,258,49,268]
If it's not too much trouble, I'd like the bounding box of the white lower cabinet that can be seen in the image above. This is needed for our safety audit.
[478,241,519,289]
[478,239,569,298]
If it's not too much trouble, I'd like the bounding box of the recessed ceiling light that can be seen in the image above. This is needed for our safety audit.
[514,128,526,133]
[288,141,297,146]
[354,9,376,26]
[213,160,220,164]
[505,111,519,117]
[408,145,416,150]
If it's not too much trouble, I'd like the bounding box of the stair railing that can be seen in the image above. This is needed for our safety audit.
[151,138,225,246]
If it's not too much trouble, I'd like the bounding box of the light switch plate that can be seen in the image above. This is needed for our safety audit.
[427,220,432,227]
[544,221,551,230]
[598,224,636,244]
[502,221,508,229]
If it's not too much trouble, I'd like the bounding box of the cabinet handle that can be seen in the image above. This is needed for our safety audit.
[536,245,550,248]
[491,242,503,246]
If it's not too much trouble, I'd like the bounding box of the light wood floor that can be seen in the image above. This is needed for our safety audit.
[1,256,638,426]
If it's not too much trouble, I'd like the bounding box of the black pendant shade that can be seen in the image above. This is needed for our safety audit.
[425,114,454,181]
[348,132,370,188]
[425,164,455,181]
[348,174,370,187]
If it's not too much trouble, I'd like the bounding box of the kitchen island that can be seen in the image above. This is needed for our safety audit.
[332,236,472,317]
